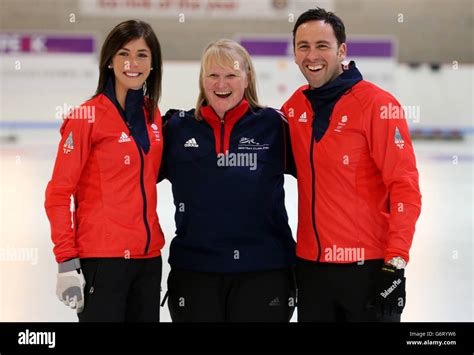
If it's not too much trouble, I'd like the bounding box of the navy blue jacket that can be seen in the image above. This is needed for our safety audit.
[162,99,296,273]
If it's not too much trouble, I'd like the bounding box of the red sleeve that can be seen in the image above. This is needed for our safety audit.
[280,101,290,118]
[44,113,95,263]
[365,92,422,264]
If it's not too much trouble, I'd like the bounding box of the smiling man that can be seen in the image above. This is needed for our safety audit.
[281,8,422,322]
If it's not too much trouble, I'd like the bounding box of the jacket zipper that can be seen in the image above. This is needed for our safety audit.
[123,118,151,255]
[107,93,152,255]
[220,118,225,154]
[310,124,321,262]
[209,104,237,154]
[133,139,152,255]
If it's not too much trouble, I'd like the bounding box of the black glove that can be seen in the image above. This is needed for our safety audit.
[373,264,406,317]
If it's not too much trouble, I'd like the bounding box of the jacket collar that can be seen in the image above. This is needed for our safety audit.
[103,76,150,154]
[303,60,363,106]
[104,76,145,118]
[200,99,249,126]
[200,99,250,155]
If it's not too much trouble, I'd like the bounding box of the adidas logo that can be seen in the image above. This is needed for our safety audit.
[298,112,307,122]
[118,132,131,143]
[184,138,199,148]
[269,297,281,307]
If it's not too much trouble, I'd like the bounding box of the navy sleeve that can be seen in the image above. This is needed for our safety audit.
[157,121,168,183]
[283,118,297,178]
[157,109,180,183]
[275,109,297,178]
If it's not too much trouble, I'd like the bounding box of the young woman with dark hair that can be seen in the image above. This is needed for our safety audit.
[45,20,165,322]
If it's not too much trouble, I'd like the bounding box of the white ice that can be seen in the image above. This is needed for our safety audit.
[0,131,472,322]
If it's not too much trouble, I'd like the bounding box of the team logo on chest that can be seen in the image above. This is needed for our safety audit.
[334,115,348,132]
[238,137,269,151]
[118,131,131,143]
[151,123,161,142]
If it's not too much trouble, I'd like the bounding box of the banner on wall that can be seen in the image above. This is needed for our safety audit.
[79,0,333,18]
[0,33,95,54]
[0,33,98,124]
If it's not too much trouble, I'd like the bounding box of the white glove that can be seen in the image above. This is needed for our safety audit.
[56,258,86,313]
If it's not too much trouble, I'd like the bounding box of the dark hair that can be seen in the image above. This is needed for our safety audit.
[293,8,346,47]
[95,20,162,123]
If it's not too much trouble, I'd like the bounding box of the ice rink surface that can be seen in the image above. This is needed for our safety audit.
[0,131,472,322]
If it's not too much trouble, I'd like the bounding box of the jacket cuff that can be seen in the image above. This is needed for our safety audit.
[58,258,81,273]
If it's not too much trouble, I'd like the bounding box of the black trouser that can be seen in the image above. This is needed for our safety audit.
[296,257,401,322]
[166,267,296,322]
[78,256,162,322]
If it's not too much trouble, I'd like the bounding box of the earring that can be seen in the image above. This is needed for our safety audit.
[150,67,153,70]
[108,64,113,69]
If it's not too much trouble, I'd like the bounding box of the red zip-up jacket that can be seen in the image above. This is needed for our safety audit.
[281,81,421,264]
[45,92,165,263]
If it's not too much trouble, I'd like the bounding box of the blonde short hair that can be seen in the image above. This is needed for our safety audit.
[195,39,261,120]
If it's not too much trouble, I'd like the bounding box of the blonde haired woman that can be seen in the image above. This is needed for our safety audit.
[161,39,296,322]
